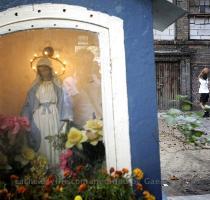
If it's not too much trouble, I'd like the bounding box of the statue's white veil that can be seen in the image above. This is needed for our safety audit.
[31,57,62,88]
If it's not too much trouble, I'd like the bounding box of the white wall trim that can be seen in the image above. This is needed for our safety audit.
[0,3,132,172]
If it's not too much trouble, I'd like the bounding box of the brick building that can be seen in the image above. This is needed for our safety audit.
[154,0,210,110]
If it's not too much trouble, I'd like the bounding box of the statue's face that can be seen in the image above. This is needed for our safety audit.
[37,65,52,80]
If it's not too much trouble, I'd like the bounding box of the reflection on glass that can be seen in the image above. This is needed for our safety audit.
[63,49,102,126]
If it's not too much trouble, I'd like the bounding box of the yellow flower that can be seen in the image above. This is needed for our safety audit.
[85,130,103,146]
[55,184,64,192]
[36,154,48,166]
[84,119,103,131]
[143,191,156,200]
[149,195,156,200]
[21,147,35,161]
[84,119,103,146]
[29,154,48,180]
[133,168,144,180]
[74,195,83,200]
[15,146,36,166]
[85,130,98,141]
[66,128,88,149]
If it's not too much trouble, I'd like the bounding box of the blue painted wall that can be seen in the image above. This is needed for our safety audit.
[0,0,162,199]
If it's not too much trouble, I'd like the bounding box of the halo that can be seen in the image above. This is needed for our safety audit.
[30,47,67,76]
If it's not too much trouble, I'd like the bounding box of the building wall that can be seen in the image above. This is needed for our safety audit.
[0,1,162,199]
[155,0,210,108]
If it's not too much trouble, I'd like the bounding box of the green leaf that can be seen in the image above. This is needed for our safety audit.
[164,115,177,125]
[181,104,192,111]
[184,116,197,123]
[189,136,196,143]
[167,108,182,116]
[192,130,204,137]
[176,95,188,101]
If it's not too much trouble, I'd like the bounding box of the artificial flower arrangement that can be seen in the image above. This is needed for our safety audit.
[0,115,33,173]
[46,119,105,167]
[0,117,156,200]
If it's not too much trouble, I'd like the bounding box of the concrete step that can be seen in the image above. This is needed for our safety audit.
[167,194,210,200]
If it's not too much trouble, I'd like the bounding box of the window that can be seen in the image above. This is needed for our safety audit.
[189,16,210,39]
[189,0,210,40]
[189,0,210,13]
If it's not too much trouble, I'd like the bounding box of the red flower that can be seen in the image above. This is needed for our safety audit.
[76,165,84,173]
[10,175,19,180]
[63,169,71,177]
[115,170,123,177]
[17,185,26,194]
[45,175,55,188]
[78,183,88,192]
[136,183,143,191]
[122,168,129,174]
[109,167,115,174]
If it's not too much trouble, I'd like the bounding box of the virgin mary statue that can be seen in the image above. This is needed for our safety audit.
[21,58,73,165]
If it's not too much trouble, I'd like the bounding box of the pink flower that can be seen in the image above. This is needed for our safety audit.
[3,117,20,134]
[0,116,31,134]
[59,149,73,170]
[11,121,20,134]
[0,117,17,133]
[18,117,30,131]
[65,149,73,157]
[0,115,4,124]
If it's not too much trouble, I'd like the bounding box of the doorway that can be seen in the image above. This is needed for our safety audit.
[156,61,181,110]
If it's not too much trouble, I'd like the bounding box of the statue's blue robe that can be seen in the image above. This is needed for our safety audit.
[21,82,73,151]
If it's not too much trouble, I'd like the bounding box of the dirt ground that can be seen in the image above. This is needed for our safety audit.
[159,116,210,196]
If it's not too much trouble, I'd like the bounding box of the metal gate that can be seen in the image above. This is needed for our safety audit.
[156,61,180,110]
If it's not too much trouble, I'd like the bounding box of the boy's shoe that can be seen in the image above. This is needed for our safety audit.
[203,111,210,118]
